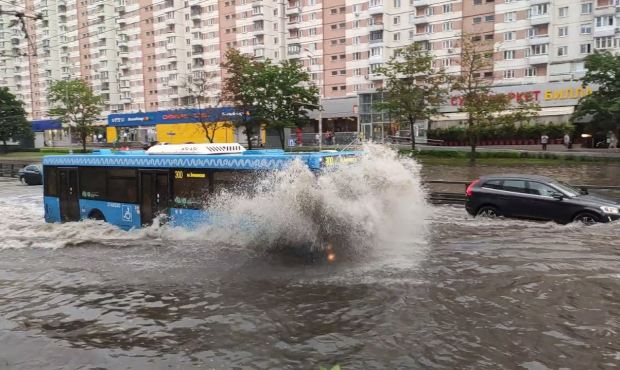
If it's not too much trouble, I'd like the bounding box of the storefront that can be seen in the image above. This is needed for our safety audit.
[106,108,261,145]
[434,81,597,128]
[31,119,69,148]
[358,92,428,143]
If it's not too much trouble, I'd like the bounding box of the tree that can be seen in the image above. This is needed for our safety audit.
[375,43,449,150]
[221,49,263,149]
[452,35,539,161]
[0,87,31,151]
[48,79,103,151]
[245,59,318,149]
[182,72,231,143]
[572,51,620,138]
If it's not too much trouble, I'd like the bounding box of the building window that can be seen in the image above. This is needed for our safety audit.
[370,47,382,56]
[393,16,400,25]
[443,4,452,13]
[504,11,516,22]
[393,32,401,41]
[557,46,568,56]
[559,6,568,17]
[581,3,592,14]
[595,36,613,49]
[504,50,515,59]
[558,26,568,37]
[503,69,515,79]
[474,0,482,4]
[580,23,592,34]
[504,31,515,41]
[473,17,482,24]
[580,43,592,54]
[443,22,453,31]
[530,44,548,55]
[595,16,614,27]
[485,15,495,22]
[525,67,537,77]
[529,4,548,16]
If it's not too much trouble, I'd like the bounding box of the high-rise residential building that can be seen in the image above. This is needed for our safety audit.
[0,0,605,135]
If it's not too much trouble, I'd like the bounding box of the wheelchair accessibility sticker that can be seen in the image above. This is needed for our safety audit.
[122,205,132,222]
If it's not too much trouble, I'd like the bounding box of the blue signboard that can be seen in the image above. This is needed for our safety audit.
[107,108,246,127]
[31,119,62,132]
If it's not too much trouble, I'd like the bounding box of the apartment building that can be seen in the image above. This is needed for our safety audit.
[0,0,611,135]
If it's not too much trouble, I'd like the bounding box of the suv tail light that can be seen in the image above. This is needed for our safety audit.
[466,179,480,197]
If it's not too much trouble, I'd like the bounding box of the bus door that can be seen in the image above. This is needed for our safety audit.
[58,167,80,222]
[139,170,170,225]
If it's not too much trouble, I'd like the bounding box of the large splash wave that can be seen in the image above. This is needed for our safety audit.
[189,144,432,255]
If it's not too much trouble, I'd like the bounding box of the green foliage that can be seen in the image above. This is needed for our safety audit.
[242,59,319,149]
[0,87,32,150]
[375,43,449,150]
[220,49,262,149]
[572,51,620,134]
[452,35,540,160]
[428,122,574,142]
[48,79,103,151]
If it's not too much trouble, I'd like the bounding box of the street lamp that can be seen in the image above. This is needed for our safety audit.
[303,47,323,150]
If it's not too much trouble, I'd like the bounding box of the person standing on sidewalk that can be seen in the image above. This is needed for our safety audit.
[563,133,571,149]
[540,133,549,151]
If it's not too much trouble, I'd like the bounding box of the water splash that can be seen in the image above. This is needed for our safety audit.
[189,144,432,256]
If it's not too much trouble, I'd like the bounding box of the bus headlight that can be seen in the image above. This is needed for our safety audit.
[600,206,619,214]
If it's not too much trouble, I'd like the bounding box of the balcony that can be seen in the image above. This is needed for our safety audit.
[369,54,383,64]
[369,22,384,31]
[413,0,430,5]
[286,6,301,15]
[527,54,549,64]
[368,4,384,15]
[529,14,550,25]
[287,22,300,30]
[120,96,132,104]
[413,16,429,25]
[528,34,550,45]
[594,5,615,15]
[593,25,616,37]
[368,73,383,80]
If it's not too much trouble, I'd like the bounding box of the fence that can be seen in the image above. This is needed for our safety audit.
[289,132,359,146]
[0,161,32,177]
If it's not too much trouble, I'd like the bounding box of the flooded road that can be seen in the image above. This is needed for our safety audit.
[0,160,618,369]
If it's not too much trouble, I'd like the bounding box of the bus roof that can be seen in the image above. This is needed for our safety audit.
[41,148,362,171]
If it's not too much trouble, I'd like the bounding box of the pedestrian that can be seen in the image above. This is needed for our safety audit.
[563,133,571,149]
[609,132,618,149]
[540,133,549,151]
[122,131,128,143]
[296,127,303,146]
[315,133,320,146]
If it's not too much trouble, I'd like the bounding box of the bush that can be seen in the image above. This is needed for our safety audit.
[428,122,575,143]
[40,147,92,154]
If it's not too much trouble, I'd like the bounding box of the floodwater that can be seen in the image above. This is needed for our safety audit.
[0,150,619,370]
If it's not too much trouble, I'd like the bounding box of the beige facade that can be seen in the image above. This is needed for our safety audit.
[0,0,616,121]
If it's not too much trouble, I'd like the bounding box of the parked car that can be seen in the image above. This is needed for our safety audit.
[18,164,43,185]
[465,174,620,224]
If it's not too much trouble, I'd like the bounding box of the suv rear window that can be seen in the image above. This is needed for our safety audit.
[481,179,502,190]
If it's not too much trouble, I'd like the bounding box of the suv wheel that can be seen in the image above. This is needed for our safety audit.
[477,206,500,218]
[573,212,600,225]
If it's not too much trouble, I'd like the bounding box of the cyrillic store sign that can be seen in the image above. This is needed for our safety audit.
[107,108,245,127]
[445,82,597,111]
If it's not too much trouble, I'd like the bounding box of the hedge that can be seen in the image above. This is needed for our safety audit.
[428,122,575,143]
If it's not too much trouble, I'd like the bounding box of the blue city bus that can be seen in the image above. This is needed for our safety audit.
[42,144,361,230]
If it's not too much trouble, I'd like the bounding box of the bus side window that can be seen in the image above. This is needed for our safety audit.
[44,167,58,196]
[212,171,256,195]
[79,167,107,199]
[107,168,138,203]
[172,169,209,209]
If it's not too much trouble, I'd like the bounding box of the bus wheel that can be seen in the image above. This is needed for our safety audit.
[88,210,106,222]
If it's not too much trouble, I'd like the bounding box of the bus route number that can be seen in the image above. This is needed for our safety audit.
[175,170,184,179]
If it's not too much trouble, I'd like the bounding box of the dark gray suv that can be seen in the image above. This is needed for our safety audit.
[465,174,620,224]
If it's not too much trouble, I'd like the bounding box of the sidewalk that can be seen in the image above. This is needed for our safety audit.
[416,144,620,159]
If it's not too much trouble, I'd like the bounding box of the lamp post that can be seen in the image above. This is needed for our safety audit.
[303,47,323,150]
